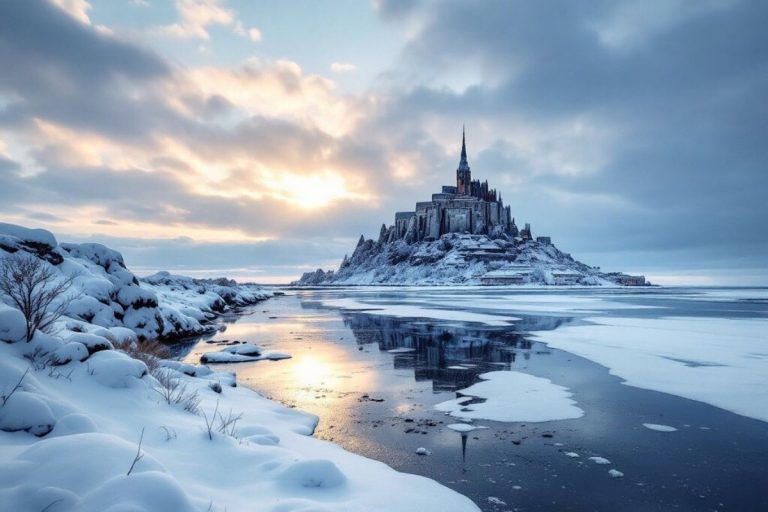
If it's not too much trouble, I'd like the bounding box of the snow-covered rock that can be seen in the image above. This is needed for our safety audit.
[50,342,90,365]
[88,350,148,388]
[0,223,272,343]
[0,390,56,436]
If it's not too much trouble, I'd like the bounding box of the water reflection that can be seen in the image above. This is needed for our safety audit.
[339,312,571,392]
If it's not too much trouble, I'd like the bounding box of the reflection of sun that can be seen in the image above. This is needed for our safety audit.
[292,355,334,388]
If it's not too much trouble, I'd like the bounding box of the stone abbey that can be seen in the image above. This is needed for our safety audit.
[392,128,529,243]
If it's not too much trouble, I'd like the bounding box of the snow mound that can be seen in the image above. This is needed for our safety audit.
[0,390,56,436]
[0,222,57,248]
[223,343,262,356]
[0,304,26,342]
[67,332,114,354]
[50,342,90,365]
[88,350,148,388]
[279,459,347,489]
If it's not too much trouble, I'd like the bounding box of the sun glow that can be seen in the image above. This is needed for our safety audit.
[273,171,367,209]
[292,355,334,388]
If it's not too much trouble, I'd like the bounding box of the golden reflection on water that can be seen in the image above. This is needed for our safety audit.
[183,307,390,439]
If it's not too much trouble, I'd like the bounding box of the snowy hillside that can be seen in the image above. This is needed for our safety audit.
[0,223,271,341]
[296,232,645,286]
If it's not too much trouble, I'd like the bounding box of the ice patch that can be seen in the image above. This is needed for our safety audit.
[643,423,678,432]
[608,469,625,478]
[531,316,768,423]
[321,298,518,326]
[588,456,611,465]
[436,371,584,422]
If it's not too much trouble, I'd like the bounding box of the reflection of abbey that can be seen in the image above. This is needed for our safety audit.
[393,128,536,242]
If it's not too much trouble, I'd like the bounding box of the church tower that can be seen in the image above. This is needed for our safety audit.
[456,126,471,195]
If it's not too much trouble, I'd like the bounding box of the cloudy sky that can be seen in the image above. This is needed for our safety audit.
[1,0,766,284]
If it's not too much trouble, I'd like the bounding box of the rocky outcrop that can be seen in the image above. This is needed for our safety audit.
[295,232,646,286]
[0,223,272,342]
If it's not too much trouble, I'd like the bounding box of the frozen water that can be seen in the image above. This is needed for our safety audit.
[532,316,768,423]
[436,371,583,422]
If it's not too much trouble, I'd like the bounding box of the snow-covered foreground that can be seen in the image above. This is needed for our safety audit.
[0,332,477,511]
[0,224,479,511]
[436,371,584,422]
[531,316,768,423]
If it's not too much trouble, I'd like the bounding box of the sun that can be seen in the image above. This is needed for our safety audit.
[275,171,364,209]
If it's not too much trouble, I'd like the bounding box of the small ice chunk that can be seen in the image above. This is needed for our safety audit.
[487,497,507,505]
[564,452,579,458]
[642,423,678,432]
[415,447,430,455]
[387,348,415,353]
[608,469,624,478]
[447,423,484,433]
[588,456,611,465]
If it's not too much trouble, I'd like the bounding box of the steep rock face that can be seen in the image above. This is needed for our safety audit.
[296,232,644,286]
[0,223,271,341]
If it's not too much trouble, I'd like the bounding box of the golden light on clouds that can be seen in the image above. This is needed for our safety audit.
[4,205,272,243]
[271,170,371,210]
[187,59,364,137]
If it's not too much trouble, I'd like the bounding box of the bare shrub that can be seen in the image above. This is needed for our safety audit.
[151,367,201,414]
[0,254,80,341]
[114,338,171,372]
[202,400,243,440]
[126,427,145,476]
[1,367,29,407]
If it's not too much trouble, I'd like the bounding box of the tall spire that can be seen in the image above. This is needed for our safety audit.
[458,125,469,170]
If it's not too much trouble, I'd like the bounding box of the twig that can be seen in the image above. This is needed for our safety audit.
[1,367,29,407]
[126,427,145,476]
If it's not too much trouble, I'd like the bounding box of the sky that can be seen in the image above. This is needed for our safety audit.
[0,0,766,285]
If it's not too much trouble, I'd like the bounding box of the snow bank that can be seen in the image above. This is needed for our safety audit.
[0,223,272,343]
[436,371,584,422]
[531,316,768,423]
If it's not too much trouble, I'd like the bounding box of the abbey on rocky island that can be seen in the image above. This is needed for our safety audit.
[296,127,647,286]
[390,128,536,243]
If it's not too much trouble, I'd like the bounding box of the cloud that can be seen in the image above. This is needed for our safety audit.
[248,27,262,42]
[330,62,356,74]
[158,0,235,40]
[1,0,766,283]
[49,0,92,24]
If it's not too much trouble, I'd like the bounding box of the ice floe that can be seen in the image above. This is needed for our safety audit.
[642,423,678,432]
[531,316,768,423]
[321,298,518,326]
[436,371,584,422]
